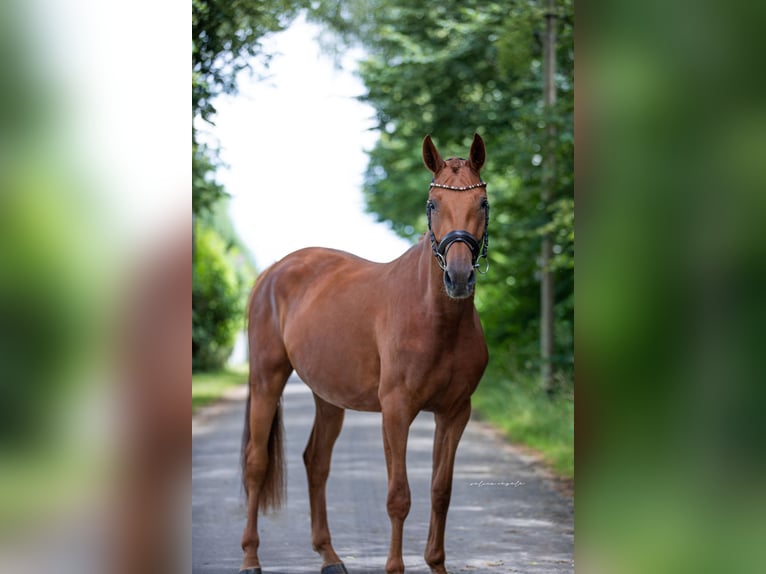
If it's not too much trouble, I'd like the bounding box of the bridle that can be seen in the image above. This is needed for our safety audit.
[426,180,490,274]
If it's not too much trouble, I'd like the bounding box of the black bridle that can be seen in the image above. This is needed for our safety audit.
[426,180,490,274]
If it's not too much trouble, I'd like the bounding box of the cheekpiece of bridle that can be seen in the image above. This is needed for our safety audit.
[426,180,490,274]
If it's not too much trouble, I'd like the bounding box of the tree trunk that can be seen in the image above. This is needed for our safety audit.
[541,0,557,396]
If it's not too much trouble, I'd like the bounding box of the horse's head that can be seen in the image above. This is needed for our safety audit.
[422,133,489,300]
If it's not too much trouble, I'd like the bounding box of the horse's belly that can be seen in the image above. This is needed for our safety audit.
[285,317,382,412]
[293,357,382,412]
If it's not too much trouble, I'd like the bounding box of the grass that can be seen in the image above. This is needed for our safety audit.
[192,365,248,414]
[472,363,574,479]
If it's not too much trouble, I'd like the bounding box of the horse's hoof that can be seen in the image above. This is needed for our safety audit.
[239,568,262,574]
[321,563,349,574]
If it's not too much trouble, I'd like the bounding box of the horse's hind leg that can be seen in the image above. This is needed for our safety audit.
[240,357,291,572]
[303,393,346,571]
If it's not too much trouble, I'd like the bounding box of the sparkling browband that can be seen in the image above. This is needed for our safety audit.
[429,181,487,191]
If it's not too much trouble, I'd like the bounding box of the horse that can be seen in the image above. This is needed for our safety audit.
[239,133,491,574]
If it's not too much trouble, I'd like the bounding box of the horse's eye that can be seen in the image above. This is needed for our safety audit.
[480,198,489,210]
[426,200,437,211]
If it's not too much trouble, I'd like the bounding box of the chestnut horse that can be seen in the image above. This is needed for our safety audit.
[240,134,490,574]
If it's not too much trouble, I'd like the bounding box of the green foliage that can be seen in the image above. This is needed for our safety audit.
[0,181,96,452]
[192,225,248,371]
[193,141,227,217]
[311,0,574,378]
[198,197,258,274]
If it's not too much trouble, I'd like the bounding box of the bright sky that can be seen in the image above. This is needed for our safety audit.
[202,16,412,270]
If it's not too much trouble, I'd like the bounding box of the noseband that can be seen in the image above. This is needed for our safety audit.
[426,181,490,274]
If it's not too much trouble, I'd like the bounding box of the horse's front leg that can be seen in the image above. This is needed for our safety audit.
[424,401,471,574]
[381,394,416,574]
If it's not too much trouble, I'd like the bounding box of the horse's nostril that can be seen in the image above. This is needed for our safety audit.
[442,267,477,299]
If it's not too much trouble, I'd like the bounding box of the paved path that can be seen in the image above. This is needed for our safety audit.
[192,377,573,574]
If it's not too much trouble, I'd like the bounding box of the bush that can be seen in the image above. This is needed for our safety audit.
[192,226,244,371]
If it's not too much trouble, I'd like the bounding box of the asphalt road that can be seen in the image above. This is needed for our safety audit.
[192,376,573,574]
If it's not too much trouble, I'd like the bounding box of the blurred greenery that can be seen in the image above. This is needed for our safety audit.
[578,0,766,572]
[0,0,134,550]
[0,186,98,452]
[0,0,192,568]
[0,0,107,455]
[193,211,254,372]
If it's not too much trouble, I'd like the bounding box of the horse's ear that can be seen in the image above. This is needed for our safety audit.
[468,133,486,172]
[422,135,445,174]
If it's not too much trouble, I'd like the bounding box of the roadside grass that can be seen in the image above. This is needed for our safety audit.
[472,363,574,479]
[192,365,247,414]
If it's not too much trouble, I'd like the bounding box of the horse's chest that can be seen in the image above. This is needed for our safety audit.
[381,329,486,396]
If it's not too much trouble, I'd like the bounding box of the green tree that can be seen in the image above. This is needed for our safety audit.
[193,140,226,219]
[310,1,574,384]
[192,225,247,371]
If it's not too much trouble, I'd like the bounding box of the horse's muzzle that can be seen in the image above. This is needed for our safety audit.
[444,264,476,299]
[436,229,480,299]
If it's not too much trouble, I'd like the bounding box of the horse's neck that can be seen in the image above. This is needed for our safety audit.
[394,239,475,325]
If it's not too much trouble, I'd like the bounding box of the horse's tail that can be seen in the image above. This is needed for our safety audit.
[240,271,287,512]
[240,388,286,513]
